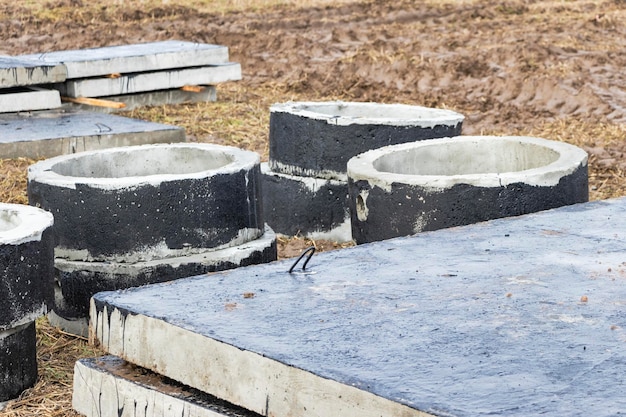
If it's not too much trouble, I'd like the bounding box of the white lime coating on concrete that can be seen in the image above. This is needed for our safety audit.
[28,143,259,192]
[0,203,54,245]
[268,159,347,181]
[20,41,229,79]
[270,101,464,128]
[347,136,589,191]
[55,227,265,263]
[261,162,347,193]
[0,56,67,87]
[56,63,242,98]
[91,305,432,417]
[0,87,60,113]
[304,217,352,242]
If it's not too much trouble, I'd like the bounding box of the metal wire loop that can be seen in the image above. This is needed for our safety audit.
[288,246,316,274]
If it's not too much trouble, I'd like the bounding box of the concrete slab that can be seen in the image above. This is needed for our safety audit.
[0,56,66,88]
[73,356,261,417]
[0,87,61,113]
[0,111,185,159]
[20,41,229,79]
[62,86,217,113]
[92,197,626,417]
[55,64,241,98]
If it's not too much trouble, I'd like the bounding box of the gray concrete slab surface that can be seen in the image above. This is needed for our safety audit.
[73,356,261,417]
[0,111,185,158]
[61,86,217,113]
[0,56,66,87]
[55,64,241,98]
[92,197,626,417]
[20,41,229,79]
[0,87,61,113]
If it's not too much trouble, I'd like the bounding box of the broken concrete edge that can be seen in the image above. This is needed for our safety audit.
[20,40,230,79]
[89,305,430,417]
[270,101,464,127]
[54,63,242,98]
[347,135,589,191]
[72,356,262,417]
[261,163,353,242]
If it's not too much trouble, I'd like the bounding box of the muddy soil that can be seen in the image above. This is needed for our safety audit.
[1,0,626,179]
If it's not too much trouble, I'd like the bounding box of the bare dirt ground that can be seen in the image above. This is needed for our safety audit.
[1,0,625,415]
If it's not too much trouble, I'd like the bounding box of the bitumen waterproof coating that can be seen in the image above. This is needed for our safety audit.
[92,197,626,417]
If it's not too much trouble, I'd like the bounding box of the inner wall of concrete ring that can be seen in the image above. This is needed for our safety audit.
[27,143,265,263]
[347,136,589,244]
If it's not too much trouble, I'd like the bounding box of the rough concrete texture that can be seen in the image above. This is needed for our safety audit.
[73,356,262,417]
[269,101,464,180]
[0,322,37,404]
[55,63,241,98]
[0,203,55,330]
[20,41,229,79]
[348,136,589,244]
[51,225,277,334]
[62,86,217,113]
[0,110,185,159]
[0,56,66,87]
[261,163,352,242]
[28,143,264,262]
[0,87,60,113]
[92,197,626,417]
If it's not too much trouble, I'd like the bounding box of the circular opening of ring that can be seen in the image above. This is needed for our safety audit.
[373,139,561,176]
[0,209,22,232]
[302,102,448,120]
[49,147,235,179]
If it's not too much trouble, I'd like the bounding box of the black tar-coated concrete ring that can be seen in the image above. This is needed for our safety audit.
[348,136,589,244]
[49,224,278,335]
[28,143,265,263]
[261,163,352,242]
[0,203,54,331]
[0,322,38,404]
[269,101,464,180]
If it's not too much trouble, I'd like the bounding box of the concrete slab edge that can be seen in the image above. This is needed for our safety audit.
[90,305,434,417]
[73,356,261,417]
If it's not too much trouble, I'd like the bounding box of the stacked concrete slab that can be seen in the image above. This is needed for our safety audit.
[0,56,66,113]
[21,40,241,111]
[77,197,626,417]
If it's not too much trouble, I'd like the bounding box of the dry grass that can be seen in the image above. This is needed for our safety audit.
[2,318,104,417]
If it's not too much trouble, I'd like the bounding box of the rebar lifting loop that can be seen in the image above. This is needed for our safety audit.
[288,246,316,274]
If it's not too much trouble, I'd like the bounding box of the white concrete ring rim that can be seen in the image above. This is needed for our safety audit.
[347,136,588,190]
[0,203,54,245]
[270,101,465,127]
[28,143,260,190]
